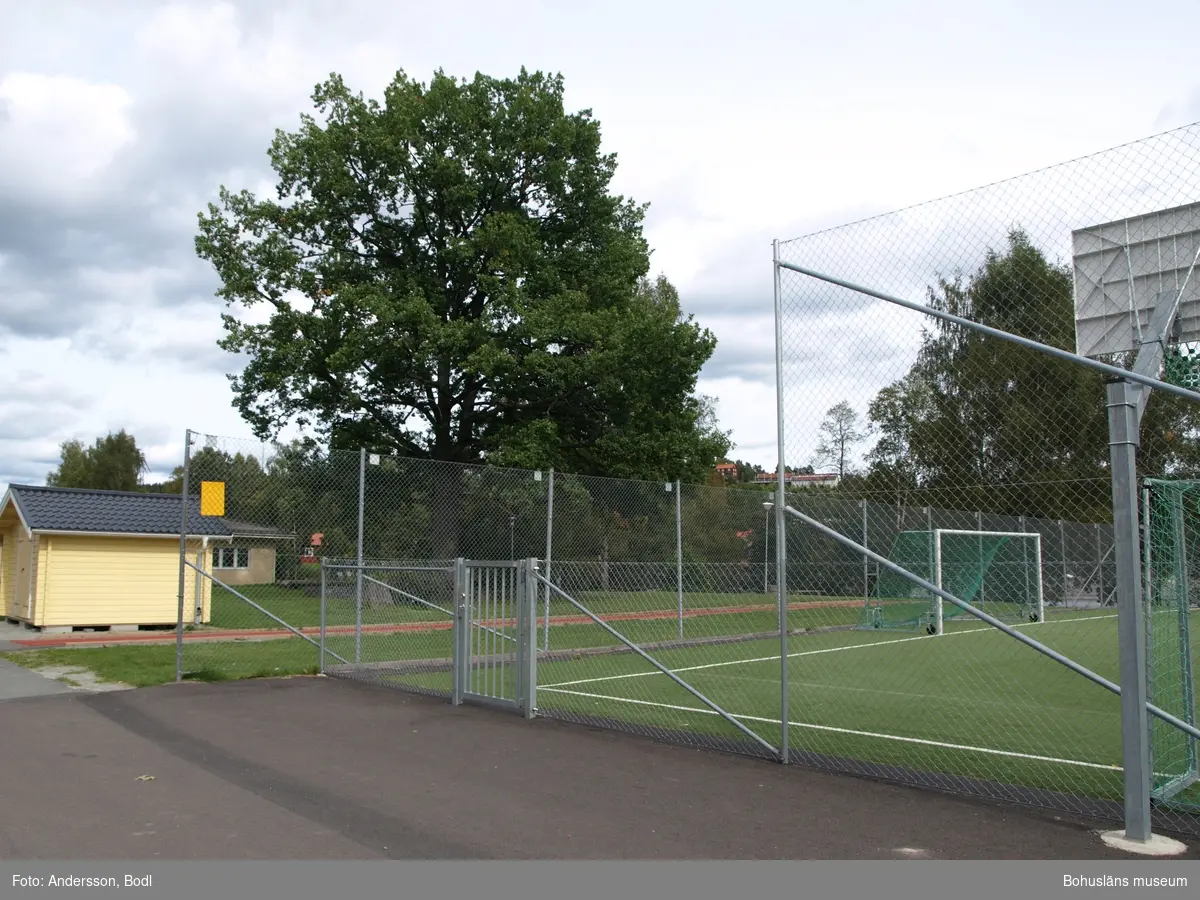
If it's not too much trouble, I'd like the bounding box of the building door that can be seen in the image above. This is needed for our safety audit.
[12,530,32,620]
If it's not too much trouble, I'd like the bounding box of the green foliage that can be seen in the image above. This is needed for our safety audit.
[142,468,184,494]
[185,440,361,572]
[195,68,728,483]
[45,430,147,491]
[731,459,766,483]
[859,230,1200,520]
[492,276,730,482]
[680,484,762,564]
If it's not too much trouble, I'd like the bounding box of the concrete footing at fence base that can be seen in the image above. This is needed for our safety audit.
[1099,830,1189,855]
[5,618,170,636]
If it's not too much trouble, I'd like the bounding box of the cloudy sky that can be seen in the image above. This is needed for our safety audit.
[2,0,1199,493]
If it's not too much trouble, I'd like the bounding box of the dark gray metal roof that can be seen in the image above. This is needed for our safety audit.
[5,485,234,537]
[220,518,294,539]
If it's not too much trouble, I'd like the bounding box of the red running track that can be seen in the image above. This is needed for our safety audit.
[11,599,862,649]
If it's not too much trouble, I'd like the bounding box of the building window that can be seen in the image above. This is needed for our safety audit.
[214,548,250,569]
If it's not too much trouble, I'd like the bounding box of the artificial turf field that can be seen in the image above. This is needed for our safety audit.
[364,601,1200,813]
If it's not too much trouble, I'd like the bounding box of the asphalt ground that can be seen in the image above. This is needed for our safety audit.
[1,674,1197,860]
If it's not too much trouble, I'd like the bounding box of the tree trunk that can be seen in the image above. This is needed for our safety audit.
[431,470,464,560]
[601,532,611,592]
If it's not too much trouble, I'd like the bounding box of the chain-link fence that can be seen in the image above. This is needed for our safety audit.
[162,419,1200,835]
[774,122,1200,840]
[155,123,1200,841]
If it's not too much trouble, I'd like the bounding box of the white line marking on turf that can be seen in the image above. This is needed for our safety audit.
[536,686,1124,772]
[539,613,1118,690]
[692,670,1116,718]
[541,635,929,688]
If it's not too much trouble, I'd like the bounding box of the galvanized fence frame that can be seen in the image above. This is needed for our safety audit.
[770,123,1200,846]
[171,420,1200,838]
[175,156,1200,840]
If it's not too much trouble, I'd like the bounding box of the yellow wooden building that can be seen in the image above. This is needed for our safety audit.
[0,485,288,634]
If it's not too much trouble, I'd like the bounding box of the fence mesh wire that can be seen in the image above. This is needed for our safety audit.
[165,424,1200,833]
[151,123,1200,838]
[775,121,1200,835]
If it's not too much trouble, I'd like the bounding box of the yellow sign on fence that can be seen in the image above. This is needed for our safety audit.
[199,481,226,517]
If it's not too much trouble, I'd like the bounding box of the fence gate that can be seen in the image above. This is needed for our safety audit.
[452,559,537,718]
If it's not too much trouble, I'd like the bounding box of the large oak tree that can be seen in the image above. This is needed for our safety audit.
[195,68,729,490]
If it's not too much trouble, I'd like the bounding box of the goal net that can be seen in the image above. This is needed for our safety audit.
[1145,479,1200,809]
[858,529,1044,634]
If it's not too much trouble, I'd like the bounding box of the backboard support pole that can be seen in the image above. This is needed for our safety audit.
[1108,379,1154,843]
[1132,289,1184,424]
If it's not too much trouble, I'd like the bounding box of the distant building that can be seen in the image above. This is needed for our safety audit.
[754,472,841,489]
[300,532,324,564]
[714,462,739,481]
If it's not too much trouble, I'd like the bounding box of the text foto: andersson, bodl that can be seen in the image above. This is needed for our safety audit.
[12,874,153,888]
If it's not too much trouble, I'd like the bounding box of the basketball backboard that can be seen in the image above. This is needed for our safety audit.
[1073,201,1200,359]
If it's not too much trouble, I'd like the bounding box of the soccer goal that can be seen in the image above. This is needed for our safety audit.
[858,529,1044,635]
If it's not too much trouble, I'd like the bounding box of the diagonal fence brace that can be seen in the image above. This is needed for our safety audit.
[534,572,781,759]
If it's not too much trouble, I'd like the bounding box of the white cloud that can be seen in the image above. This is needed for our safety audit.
[0,73,135,201]
[0,331,306,488]
[701,376,778,464]
[0,0,1198,499]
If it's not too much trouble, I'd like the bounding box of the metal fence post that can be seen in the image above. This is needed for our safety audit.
[175,429,192,684]
[977,510,986,605]
[1107,379,1152,842]
[193,539,204,626]
[1060,519,1068,606]
[862,499,869,603]
[1142,489,1152,614]
[523,557,538,719]
[451,558,461,704]
[515,558,525,710]
[544,468,554,652]
[772,239,789,765]
[1019,515,1032,616]
[452,557,467,705]
[763,502,771,595]
[1097,522,1106,605]
[319,559,327,675]
[355,447,365,664]
[675,479,684,641]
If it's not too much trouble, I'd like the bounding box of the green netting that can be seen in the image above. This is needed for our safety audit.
[941,531,1043,626]
[1164,343,1200,391]
[1145,479,1200,810]
[859,530,938,632]
[858,530,1042,633]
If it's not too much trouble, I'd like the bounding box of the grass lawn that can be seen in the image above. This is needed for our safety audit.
[208,583,453,630]
[207,580,862,632]
[1,643,323,688]
[0,594,855,694]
